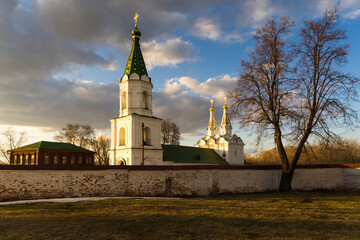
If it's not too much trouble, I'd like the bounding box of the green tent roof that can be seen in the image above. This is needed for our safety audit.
[122,27,149,81]
[162,145,229,165]
[11,141,94,153]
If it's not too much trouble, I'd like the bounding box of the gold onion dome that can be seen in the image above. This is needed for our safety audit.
[131,27,141,39]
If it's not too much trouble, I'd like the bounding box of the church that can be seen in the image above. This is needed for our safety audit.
[195,98,245,165]
[109,14,244,166]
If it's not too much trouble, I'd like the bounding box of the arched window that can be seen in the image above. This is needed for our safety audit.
[143,127,151,145]
[121,91,127,110]
[142,91,148,109]
[119,127,126,146]
[120,159,126,165]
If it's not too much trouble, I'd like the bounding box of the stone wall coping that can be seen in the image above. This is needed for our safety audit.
[1,163,359,171]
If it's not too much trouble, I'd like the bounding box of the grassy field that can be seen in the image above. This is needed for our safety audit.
[1,191,360,239]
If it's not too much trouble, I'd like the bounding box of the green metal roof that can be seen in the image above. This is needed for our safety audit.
[122,27,148,81]
[162,145,229,165]
[11,141,94,153]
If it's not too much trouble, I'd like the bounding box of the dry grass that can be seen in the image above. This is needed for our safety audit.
[246,139,360,165]
[1,191,360,239]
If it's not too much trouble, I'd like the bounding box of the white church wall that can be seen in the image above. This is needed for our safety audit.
[110,114,162,166]
[226,143,245,165]
[119,81,153,117]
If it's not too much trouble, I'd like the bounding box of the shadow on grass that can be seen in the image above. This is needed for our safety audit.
[1,192,360,239]
[1,213,359,239]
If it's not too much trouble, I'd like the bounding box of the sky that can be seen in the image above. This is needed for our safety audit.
[1,0,360,154]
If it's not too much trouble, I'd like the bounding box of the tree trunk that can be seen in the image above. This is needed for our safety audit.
[279,170,294,191]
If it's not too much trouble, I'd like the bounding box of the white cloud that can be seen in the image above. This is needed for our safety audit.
[191,18,244,42]
[142,38,198,70]
[157,74,238,137]
[163,75,238,104]
[317,0,338,13]
[192,18,221,41]
[245,0,274,22]
[339,0,358,9]
[339,0,360,19]
[178,77,199,89]
[99,60,119,71]
[345,9,360,19]
[163,79,182,95]
[0,77,118,130]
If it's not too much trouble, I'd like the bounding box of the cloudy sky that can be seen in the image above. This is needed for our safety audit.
[1,0,360,152]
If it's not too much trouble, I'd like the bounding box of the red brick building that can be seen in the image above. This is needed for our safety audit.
[9,141,95,166]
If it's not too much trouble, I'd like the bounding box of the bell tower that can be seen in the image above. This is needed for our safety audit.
[109,13,163,166]
[119,23,153,118]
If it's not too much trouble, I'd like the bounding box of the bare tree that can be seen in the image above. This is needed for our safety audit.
[161,119,180,145]
[161,119,170,145]
[54,123,95,148]
[230,10,359,191]
[91,135,110,165]
[54,123,79,144]
[78,124,95,148]
[0,127,27,164]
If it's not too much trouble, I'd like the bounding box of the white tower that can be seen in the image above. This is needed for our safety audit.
[109,15,163,165]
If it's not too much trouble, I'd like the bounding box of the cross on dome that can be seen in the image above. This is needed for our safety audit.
[134,12,139,27]
[223,96,228,109]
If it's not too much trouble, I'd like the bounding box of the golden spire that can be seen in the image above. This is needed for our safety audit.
[207,99,218,136]
[134,12,139,27]
[221,96,232,135]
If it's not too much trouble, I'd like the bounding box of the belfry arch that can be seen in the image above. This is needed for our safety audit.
[121,91,127,110]
[142,91,149,109]
[119,127,126,146]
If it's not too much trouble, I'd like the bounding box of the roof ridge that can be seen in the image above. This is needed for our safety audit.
[10,141,94,153]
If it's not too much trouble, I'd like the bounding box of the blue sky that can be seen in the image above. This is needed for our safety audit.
[1,0,360,153]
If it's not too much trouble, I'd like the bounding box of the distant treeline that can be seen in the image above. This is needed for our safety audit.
[246,139,360,165]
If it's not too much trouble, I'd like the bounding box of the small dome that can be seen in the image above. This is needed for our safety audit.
[204,135,211,140]
[132,27,141,39]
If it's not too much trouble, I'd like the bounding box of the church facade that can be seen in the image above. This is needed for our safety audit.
[195,98,245,165]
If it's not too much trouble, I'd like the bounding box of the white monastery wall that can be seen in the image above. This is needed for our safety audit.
[1,166,360,201]
[343,168,360,190]
[292,168,344,190]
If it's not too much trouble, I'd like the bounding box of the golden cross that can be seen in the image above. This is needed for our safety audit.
[210,99,214,107]
[134,12,139,27]
[224,96,227,105]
